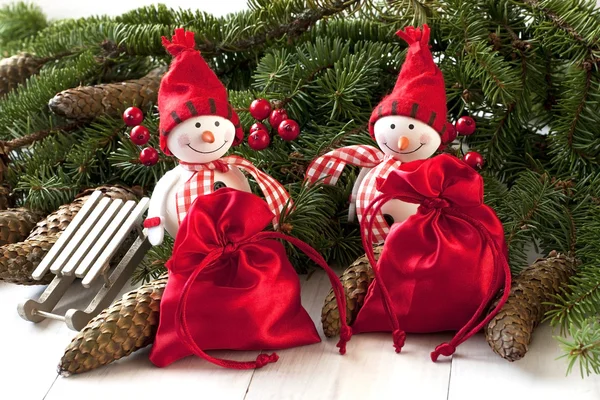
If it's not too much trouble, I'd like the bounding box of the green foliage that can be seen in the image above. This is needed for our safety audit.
[0,52,100,139]
[556,318,600,377]
[2,0,600,376]
[0,2,47,50]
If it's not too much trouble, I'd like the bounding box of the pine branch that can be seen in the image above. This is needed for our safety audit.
[556,318,600,377]
[0,2,47,49]
[0,122,81,152]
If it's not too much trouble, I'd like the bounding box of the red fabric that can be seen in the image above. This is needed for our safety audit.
[158,28,243,155]
[149,188,351,369]
[143,217,162,228]
[353,154,511,361]
[369,24,447,137]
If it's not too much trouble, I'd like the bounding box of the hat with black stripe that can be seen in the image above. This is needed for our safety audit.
[368,25,447,139]
[158,28,244,155]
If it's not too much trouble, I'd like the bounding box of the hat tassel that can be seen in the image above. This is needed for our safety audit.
[162,28,197,56]
[396,24,430,46]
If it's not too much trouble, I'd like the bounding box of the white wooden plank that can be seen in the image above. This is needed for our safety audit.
[51,197,112,275]
[75,200,136,278]
[448,323,600,400]
[32,191,103,280]
[62,199,124,276]
[45,349,259,400]
[46,333,257,399]
[82,197,149,287]
[245,270,453,400]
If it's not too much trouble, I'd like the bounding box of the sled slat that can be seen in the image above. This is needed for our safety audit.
[32,191,103,280]
[82,197,150,287]
[75,200,137,278]
[49,197,112,275]
[62,199,125,276]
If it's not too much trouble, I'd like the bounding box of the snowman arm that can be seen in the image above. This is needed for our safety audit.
[147,169,180,223]
[348,167,372,222]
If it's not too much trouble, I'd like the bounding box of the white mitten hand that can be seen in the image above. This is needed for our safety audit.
[147,225,165,246]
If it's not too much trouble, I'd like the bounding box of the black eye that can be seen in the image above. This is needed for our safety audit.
[215,121,220,127]
[390,124,396,129]
[408,124,415,129]
[195,122,201,128]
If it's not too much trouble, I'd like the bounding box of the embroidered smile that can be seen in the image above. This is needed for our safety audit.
[187,141,228,154]
[384,142,425,154]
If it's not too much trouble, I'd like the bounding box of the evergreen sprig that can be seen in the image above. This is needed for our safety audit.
[0,2,47,50]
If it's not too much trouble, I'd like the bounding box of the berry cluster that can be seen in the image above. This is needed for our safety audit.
[247,98,300,151]
[122,107,159,166]
[439,115,484,170]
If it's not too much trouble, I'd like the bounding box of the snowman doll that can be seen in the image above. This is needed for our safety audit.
[306,25,454,243]
[144,29,290,245]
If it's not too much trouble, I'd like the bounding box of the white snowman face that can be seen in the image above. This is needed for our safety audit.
[166,115,235,163]
[374,116,441,162]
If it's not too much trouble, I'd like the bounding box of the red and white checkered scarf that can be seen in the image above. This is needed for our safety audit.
[177,155,290,226]
[305,145,401,243]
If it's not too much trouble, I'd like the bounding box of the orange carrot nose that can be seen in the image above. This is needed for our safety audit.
[201,130,215,143]
[398,136,410,151]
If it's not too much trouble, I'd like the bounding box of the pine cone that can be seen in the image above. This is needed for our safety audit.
[0,208,45,246]
[48,69,162,121]
[0,185,11,210]
[0,53,45,97]
[0,185,138,285]
[59,276,167,376]
[0,237,57,285]
[321,246,381,337]
[485,251,577,361]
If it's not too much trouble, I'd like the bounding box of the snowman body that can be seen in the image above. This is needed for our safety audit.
[163,165,250,238]
[147,115,250,245]
[354,165,418,226]
[351,115,441,227]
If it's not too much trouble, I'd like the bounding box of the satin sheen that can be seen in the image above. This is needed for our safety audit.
[149,189,320,368]
[353,154,508,334]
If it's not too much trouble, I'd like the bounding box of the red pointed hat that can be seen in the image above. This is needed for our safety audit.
[158,28,244,155]
[369,25,449,139]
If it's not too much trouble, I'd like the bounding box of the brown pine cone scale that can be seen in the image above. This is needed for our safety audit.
[0,208,45,246]
[321,246,380,337]
[59,276,167,376]
[48,69,162,121]
[0,54,45,97]
[484,251,577,361]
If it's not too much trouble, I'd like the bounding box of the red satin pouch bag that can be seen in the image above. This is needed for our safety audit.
[353,154,511,361]
[149,188,351,369]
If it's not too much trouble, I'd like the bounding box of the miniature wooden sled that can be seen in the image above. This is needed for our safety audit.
[18,190,152,331]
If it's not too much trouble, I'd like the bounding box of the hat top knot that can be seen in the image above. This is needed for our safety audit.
[162,28,197,57]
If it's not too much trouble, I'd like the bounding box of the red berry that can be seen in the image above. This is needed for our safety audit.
[130,125,150,145]
[441,122,457,144]
[249,98,272,120]
[250,122,267,133]
[248,129,270,150]
[456,116,476,136]
[269,109,288,130]
[463,151,485,170]
[123,107,144,126]
[140,147,159,166]
[277,119,300,141]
